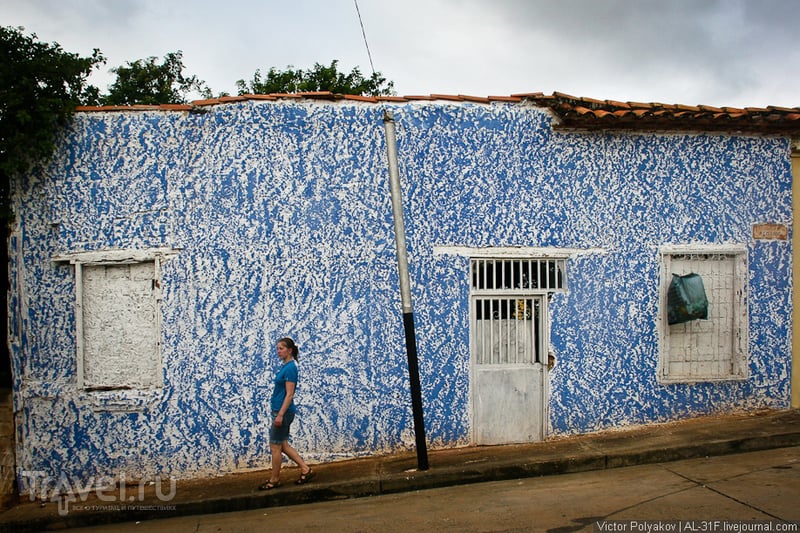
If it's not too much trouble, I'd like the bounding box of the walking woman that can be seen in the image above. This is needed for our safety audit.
[259,337,315,490]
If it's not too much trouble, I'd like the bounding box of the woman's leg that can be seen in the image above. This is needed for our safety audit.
[281,442,310,474]
[269,442,283,482]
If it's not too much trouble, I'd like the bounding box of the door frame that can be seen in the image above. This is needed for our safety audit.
[467,256,564,445]
[469,292,550,444]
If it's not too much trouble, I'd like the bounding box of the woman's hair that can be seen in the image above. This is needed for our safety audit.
[278,337,299,361]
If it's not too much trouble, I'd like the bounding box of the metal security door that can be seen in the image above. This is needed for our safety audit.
[470,259,564,445]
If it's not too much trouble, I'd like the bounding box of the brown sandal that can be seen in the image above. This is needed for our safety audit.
[258,480,281,490]
[295,469,316,485]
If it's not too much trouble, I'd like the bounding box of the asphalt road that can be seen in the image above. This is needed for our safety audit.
[70,446,800,533]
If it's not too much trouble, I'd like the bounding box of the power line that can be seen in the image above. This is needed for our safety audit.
[353,0,376,78]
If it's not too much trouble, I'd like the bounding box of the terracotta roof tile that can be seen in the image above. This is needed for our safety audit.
[376,96,409,102]
[428,94,465,102]
[342,94,379,103]
[298,91,339,100]
[523,92,800,134]
[71,91,800,134]
[239,93,277,101]
[457,95,490,104]
[191,98,222,106]
[768,105,797,113]
[488,96,523,103]
[510,92,547,99]
[217,96,248,103]
[582,96,606,107]
[75,104,192,112]
[159,104,194,111]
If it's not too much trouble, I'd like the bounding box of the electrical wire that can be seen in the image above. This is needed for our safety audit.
[353,0,376,78]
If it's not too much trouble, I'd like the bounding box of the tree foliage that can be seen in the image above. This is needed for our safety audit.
[103,51,209,105]
[1,29,397,226]
[236,60,395,97]
[0,25,104,221]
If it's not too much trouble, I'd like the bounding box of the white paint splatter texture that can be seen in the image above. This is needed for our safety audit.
[10,100,792,490]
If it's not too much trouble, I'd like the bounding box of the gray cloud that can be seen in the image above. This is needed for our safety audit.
[452,0,799,105]
[1,0,797,107]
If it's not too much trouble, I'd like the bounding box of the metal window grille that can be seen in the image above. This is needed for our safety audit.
[660,251,747,382]
[471,258,566,292]
[471,259,565,366]
[473,297,541,364]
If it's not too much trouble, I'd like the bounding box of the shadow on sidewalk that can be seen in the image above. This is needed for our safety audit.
[2,408,799,532]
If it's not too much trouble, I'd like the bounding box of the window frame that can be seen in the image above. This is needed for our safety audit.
[469,257,567,367]
[657,244,749,384]
[54,248,177,390]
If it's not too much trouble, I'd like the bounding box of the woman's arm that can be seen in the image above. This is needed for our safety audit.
[273,381,296,427]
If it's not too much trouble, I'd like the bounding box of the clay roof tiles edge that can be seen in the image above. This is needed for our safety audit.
[70,91,800,134]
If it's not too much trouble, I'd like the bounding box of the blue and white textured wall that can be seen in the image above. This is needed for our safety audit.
[9,99,793,489]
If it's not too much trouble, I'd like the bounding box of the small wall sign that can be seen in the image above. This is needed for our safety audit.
[752,223,788,240]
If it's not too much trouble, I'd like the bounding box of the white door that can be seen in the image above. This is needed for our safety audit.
[472,296,546,444]
[470,258,564,445]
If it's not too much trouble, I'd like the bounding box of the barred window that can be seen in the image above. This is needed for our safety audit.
[658,247,748,383]
[471,259,566,366]
[471,258,566,292]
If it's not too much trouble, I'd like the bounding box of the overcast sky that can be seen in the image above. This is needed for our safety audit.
[2,0,798,108]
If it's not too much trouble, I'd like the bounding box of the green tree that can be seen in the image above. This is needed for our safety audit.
[103,51,210,105]
[0,25,104,221]
[236,60,395,97]
[0,26,103,387]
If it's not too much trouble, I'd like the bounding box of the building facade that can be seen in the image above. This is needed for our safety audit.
[7,93,798,494]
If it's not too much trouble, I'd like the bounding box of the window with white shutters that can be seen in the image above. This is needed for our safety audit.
[79,262,161,390]
[54,249,173,391]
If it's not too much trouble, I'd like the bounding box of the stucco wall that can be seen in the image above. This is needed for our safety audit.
[9,100,792,489]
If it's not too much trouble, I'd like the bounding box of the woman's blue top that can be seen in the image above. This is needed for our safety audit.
[270,359,298,413]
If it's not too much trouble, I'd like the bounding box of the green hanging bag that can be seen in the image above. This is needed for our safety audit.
[667,273,708,325]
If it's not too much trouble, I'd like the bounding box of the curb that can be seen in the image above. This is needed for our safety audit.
[3,414,800,532]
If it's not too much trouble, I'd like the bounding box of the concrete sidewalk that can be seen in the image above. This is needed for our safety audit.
[2,409,799,532]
